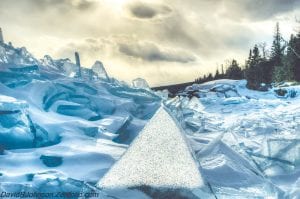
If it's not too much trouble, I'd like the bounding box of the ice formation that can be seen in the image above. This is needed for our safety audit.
[98,107,203,189]
[0,28,3,43]
[1,39,300,198]
[92,61,109,80]
[0,95,32,149]
[62,61,80,78]
[0,41,163,197]
[0,95,59,150]
[132,78,150,89]
[0,43,38,65]
[0,95,28,110]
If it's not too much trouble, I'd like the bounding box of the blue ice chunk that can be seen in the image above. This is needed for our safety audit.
[43,92,69,111]
[69,95,90,104]
[73,82,97,95]
[8,65,39,73]
[0,95,60,150]
[79,126,99,137]
[113,116,146,144]
[40,155,63,167]
[0,71,32,88]
[56,104,101,121]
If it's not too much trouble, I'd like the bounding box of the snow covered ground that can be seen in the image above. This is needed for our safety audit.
[1,42,300,198]
[166,79,300,198]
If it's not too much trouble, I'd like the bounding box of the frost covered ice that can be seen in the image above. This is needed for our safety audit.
[98,107,203,189]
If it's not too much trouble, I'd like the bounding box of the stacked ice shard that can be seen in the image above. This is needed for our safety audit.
[92,61,109,81]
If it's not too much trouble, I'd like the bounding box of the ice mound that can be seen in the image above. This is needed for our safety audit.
[98,107,203,189]
[181,80,242,99]
[132,78,150,89]
[0,42,163,197]
[0,43,38,65]
[0,95,58,150]
[40,55,70,72]
[0,95,33,150]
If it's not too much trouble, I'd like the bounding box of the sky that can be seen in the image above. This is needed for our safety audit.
[0,0,300,86]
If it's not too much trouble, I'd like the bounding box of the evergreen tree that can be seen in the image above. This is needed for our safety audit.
[260,59,273,84]
[221,64,224,76]
[245,49,252,70]
[271,22,287,82]
[214,68,220,79]
[288,33,300,82]
[245,45,264,89]
[207,73,213,81]
[282,34,297,81]
[194,22,300,88]
[226,59,243,80]
[252,45,261,64]
[295,33,300,81]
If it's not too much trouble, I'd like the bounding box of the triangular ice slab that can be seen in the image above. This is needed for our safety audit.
[98,107,203,189]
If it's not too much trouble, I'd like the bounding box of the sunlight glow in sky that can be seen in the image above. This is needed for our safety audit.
[0,0,299,86]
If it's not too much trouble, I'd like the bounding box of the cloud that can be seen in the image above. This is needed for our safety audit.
[118,41,196,63]
[53,37,114,67]
[30,0,96,11]
[0,0,97,16]
[0,0,299,86]
[221,0,299,21]
[76,0,96,10]
[128,2,172,19]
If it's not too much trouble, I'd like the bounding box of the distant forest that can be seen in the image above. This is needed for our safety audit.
[195,22,300,90]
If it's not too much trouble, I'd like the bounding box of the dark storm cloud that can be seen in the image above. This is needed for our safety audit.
[119,42,195,63]
[128,2,172,19]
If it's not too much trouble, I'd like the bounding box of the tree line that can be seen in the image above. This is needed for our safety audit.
[195,23,300,90]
